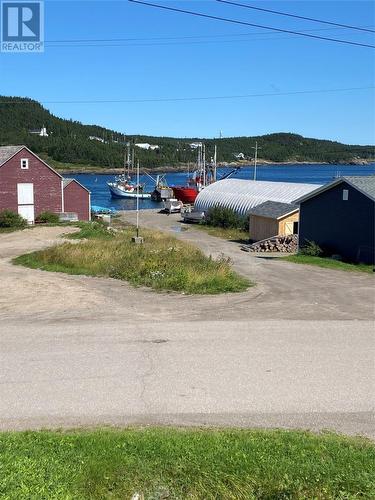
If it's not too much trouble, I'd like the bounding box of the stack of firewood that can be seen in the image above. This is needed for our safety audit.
[243,234,298,253]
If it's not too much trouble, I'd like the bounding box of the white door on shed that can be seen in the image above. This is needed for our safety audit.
[18,205,35,223]
[17,183,34,204]
[17,183,35,223]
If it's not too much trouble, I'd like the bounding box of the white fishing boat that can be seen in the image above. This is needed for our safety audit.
[107,178,151,199]
[107,143,151,199]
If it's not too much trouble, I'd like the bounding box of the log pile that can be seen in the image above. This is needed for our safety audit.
[242,234,298,253]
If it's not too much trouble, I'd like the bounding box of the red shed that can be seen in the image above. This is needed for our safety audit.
[63,179,91,221]
[0,145,90,223]
[0,145,63,223]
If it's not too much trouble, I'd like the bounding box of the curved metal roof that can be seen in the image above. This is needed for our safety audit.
[194,179,321,216]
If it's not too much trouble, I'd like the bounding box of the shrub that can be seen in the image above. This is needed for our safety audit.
[300,240,323,257]
[0,210,27,228]
[35,211,60,224]
[205,206,249,231]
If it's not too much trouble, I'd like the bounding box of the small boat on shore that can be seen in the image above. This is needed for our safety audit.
[163,198,183,214]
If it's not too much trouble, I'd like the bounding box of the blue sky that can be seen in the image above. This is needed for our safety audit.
[0,0,374,144]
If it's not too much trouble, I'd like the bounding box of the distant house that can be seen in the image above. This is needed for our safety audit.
[29,126,48,137]
[88,136,105,143]
[249,201,299,242]
[233,153,245,160]
[295,176,375,264]
[135,143,159,151]
[0,145,90,223]
[189,142,202,149]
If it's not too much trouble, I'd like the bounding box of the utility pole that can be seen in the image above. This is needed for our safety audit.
[136,159,140,238]
[132,158,144,244]
[213,144,217,182]
[202,143,206,187]
[252,141,262,181]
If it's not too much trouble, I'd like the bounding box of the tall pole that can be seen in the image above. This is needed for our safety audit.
[252,141,262,181]
[213,144,217,182]
[202,143,206,187]
[254,141,258,181]
[136,159,140,238]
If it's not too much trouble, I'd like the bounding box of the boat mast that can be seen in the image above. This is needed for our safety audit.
[131,146,135,177]
[126,142,130,178]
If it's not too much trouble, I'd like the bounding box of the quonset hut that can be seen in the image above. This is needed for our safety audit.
[194,179,320,216]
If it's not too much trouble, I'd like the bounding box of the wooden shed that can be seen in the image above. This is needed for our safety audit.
[249,201,299,242]
[295,176,375,264]
[0,145,63,223]
[63,179,91,221]
[0,145,91,223]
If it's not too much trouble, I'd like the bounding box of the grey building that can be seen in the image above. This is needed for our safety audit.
[295,176,375,264]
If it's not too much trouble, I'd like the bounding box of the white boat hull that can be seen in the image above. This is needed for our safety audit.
[108,183,151,199]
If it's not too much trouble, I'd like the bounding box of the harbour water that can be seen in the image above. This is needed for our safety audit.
[69,163,375,211]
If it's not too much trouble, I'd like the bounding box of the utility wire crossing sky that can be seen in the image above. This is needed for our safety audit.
[128,0,375,48]
[1,0,374,143]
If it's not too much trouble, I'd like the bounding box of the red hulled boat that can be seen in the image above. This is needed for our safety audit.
[172,185,199,204]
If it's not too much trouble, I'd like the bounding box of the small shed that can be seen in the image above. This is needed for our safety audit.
[249,201,299,241]
[63,179,91,221]
[295,176,375,264]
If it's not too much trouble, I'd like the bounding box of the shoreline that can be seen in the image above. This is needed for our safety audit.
[58,159,375,176]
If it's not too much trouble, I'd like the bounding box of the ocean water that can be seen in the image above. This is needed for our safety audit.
[69,163,375,211]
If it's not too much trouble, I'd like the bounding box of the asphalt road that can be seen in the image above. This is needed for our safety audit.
[0,221,374,437]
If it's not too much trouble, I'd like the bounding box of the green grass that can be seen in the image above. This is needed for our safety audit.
[283,254,374,274]
[195,223,249,243]
[0,428,374,500]
[0,227,25,234]
[38,154,107,173]
[13,223,250,294]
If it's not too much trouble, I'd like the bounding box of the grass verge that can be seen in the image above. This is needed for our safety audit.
[0,428,374,499]
[0,227,25,234]
[195,223,249,243]
[283,254,374,274]
[13,223,250,294]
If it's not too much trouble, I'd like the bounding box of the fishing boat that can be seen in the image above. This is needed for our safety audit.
[172,143,217,203]
[107,143,151,199]
[107,177,151,199]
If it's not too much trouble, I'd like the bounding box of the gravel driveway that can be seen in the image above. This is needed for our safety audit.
[0,221,373,437]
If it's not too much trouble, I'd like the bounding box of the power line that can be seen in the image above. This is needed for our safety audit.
[217,0,375,34]
[46,26,375,48]
[46,24,375,44]
[128,0,375,49]
[1,86,373,105]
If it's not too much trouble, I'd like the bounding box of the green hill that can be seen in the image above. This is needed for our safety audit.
[0,95,373,170]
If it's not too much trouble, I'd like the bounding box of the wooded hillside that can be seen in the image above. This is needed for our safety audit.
[0,96,373,169]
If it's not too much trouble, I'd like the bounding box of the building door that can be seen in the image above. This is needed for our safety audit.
[284,221,294,235]
[17,183,34,223]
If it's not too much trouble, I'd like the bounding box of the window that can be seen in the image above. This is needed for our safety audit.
[21,159,29,170]
[342,189,349,201]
